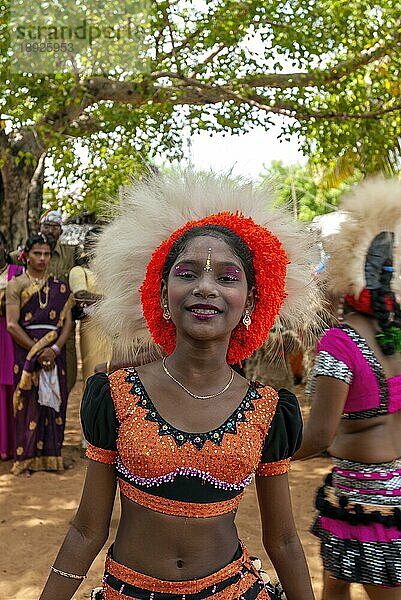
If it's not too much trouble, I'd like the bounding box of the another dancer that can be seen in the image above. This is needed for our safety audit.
[40,172,319,600]
[294,177,401,599]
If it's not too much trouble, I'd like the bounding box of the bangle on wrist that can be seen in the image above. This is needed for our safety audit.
[105,360,111,374]
[51,565,87,580]
[50,343,61,355]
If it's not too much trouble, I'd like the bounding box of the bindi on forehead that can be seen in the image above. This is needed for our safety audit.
[180,236,240,260]
[203,247,213,272]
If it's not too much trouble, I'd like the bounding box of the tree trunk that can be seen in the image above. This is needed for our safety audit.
[0,153,42,250]
[27,152,46,237]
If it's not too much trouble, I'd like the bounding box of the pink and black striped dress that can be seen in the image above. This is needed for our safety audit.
[310,324,401,587]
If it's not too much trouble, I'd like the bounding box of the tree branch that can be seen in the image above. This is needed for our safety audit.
[28,151,46,192]
[190,43,227,76]
[242,93,401,121]
[64,114,103,136]
[239,28,401,89]
[161,1,253,60]
[82,78,154,104]
[36,84,96,143]
[159,3,183,75]
[8,128,46,157]
[32,25,401,146]
[42,75,401,135]
[294,102,401,121]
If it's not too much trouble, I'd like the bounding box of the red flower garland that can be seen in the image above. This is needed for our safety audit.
[345,288,394,315]
[140,212,289,363]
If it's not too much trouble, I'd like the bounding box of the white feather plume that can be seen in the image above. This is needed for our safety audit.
[327,176,401,296]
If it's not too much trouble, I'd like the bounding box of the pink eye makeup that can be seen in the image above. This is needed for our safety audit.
[172,262,243,281]
[220,266,242,281]
[174,263,194,276]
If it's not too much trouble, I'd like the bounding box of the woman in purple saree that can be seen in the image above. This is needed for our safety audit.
[6,234,73,475]
[0,232,23,460]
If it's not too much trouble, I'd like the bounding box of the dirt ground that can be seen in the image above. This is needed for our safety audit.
[0,374,369,600]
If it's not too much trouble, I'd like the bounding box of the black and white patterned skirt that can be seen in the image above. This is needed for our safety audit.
[312,457,401,587]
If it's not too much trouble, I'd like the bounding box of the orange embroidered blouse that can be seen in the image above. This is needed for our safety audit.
[81,368,302,518]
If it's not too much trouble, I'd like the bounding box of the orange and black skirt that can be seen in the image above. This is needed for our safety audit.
[91,544,284,600]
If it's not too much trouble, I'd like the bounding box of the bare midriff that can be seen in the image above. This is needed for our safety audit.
[112,495,239,580]
[329,409,401,463]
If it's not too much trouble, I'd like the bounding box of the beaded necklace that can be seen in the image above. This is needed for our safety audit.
[27,270,50,310]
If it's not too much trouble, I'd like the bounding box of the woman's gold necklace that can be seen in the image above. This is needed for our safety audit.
[162,356,234,399]
[27,271,50,310]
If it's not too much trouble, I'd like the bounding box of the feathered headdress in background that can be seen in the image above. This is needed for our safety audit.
[92,170,321,363]
[326,176,401,354]
[327,176,401,297]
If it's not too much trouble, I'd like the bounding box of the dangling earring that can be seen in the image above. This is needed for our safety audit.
[162,302,171,320]
[242,309,251,330]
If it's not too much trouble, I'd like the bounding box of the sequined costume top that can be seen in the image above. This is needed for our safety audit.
[81,368,302,518]
[311,324,401,419]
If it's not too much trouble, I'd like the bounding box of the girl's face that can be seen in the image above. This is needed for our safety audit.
[27,243,51,272]
[163,235,254,344]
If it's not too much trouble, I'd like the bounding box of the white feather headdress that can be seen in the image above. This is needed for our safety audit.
[327,176,401,296]
[92,170,321,360]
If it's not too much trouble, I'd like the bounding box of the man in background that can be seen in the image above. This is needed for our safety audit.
[39,210,77,284]
[39,210,78,394]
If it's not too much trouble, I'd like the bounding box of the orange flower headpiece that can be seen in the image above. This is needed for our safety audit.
[92,171,321,363]
[140,212,288,363]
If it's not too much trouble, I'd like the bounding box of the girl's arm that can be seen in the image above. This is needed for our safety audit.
[39,460,117,600]
[6,302,35,350]
[54,307,72,350]
[256,473,315,600]
[292,376,348,461]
